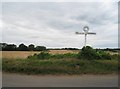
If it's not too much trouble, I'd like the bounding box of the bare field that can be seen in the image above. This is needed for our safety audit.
[1,50,79,59]
[49,50,79,54]
[1,51,41,59]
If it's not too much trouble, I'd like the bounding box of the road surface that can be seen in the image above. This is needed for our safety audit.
[2,73,118,87]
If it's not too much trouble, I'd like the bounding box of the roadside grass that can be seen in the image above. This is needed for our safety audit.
[2,58,118,75]
[28,52,78,60]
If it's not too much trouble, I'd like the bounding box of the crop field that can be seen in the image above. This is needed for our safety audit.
[49,50,79,54]
[1,50,79,59]
[1,51,41,59]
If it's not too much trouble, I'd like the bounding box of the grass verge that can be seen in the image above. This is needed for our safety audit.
[2,58,118,75]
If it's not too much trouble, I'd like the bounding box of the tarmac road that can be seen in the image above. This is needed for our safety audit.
[2,73,118,87]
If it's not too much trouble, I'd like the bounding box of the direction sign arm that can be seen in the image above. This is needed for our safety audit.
[87,32,96,35]
[75,32,84,35]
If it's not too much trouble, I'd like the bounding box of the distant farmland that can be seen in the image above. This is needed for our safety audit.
[1,50,79,59]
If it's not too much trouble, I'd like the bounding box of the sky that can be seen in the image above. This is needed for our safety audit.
[1,1,118,48]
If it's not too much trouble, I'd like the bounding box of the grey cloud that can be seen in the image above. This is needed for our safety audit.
[2,2,118,48]
[71,4,117,26]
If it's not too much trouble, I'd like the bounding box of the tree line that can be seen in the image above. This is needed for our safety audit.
[0,43,46,51]
[0,43,119,51]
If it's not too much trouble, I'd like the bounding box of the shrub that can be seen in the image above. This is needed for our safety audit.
[51,53,78,59]
[97,51,111,60]
[28,52,78,60]
[37,52,51,59]
[78,46,112,60]
[28,46,113,60]
[78,46,100,60]
[28,52,51,60]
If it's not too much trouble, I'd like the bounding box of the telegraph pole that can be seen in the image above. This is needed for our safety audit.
[75,26,96,47]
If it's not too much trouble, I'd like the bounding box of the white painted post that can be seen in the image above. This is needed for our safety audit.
[75,26,96,47]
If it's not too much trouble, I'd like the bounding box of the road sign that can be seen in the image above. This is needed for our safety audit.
[75,26,96,47]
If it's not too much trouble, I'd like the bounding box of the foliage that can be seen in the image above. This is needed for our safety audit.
[37,52,50,59]
[34,46,46,51]
[28,52,78,60]
[78,46,112,60]
[51,53,78,59]
[61,48,79,50]
[28,52,50,60]
[27,46,116,60]
[1,43,17,51]
[1,43,46,51]
[97,50,112,60]
[78,46,100,60]
[2,58,118,75]
[4,44,17,51]
[28,44,35,51]
[18,44,28,51]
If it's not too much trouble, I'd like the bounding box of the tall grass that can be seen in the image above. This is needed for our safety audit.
[28,52,78,60]
[2,58,118,75]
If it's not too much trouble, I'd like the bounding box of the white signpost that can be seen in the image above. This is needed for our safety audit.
[75,26,96,47]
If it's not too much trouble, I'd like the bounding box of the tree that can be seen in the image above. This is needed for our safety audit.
[28,44,35,51]
[0,43,47,51]
[0,43,17,51]
[0,43,7,51]
[5,44,17,51]
[18,43,28,51]
[35,46,46,51]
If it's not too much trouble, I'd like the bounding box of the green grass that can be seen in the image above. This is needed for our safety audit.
[2,58,118,75]
[27,49,118,60]
[28,52,78,60]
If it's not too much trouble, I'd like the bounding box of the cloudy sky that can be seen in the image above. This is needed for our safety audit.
[1,1,118,48]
